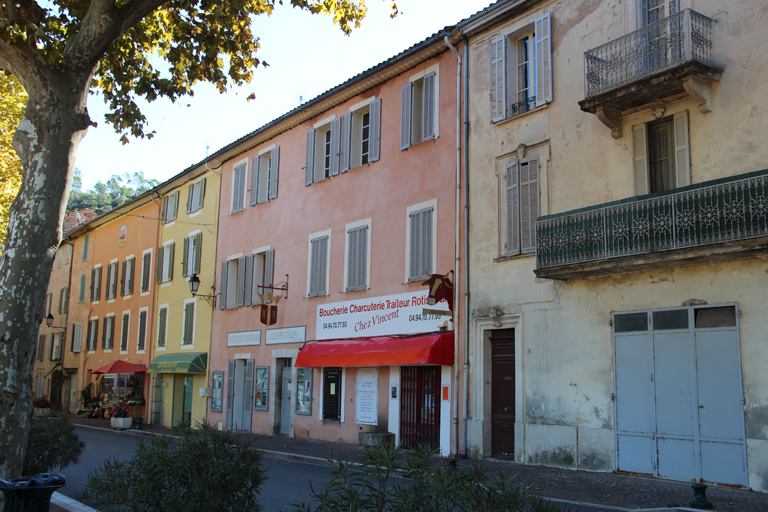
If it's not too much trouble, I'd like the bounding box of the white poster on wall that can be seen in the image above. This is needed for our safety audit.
[316,290,450,340]
[227,330,261,347]
[356,367,378,425]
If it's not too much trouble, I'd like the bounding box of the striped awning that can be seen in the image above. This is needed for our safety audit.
[148,353,208,374]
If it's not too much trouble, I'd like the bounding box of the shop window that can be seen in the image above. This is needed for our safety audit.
[296,368,312,415]
[322,368,343,421]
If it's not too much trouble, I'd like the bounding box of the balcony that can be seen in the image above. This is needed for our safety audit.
[535,170,768,280]
[578,9,721,139]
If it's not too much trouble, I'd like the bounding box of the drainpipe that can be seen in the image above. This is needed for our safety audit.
[460,35,470,459]
[444,35,461,459]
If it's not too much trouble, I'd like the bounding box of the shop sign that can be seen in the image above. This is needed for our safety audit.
[265,326,306,345]
[227,330,261,347]
[355,368,378,425]
[118,225,128,247]
[316,290,451,340]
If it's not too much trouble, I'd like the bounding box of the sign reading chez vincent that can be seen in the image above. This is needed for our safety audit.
[316,290,451,340]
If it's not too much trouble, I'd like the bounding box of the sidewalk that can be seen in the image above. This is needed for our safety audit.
[55,414,767,512]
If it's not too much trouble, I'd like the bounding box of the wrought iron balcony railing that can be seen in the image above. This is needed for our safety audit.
[536,170,768,270]
[584,9,715,98]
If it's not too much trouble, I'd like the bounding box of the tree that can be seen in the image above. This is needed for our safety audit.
[0,0,376,480]
[66,171,160,214]
[0,74,26,250]
[22,415,85,476]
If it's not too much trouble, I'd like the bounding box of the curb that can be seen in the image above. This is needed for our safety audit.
[51,492,98,512]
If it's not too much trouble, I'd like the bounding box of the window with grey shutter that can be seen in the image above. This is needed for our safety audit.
[244,254,254,306]
[58,288,64,314]
[490,36,506,122]
[71,323,82,353]
[232,163,246,212]
[422,72,436,140]
[219,261,228,310]
[183,302,194,345]
[264,249,275,291]
[535,13,553,107]
[269,147,280,199]
[250,155,259,206]
[62,287,68,313]
[157,308,167,347]
[506,158,540,256]
[79,274,85,303]
[37,335,45,361]
[400,83,412,150]
[138,311,147,351]
[369,99,382,163]
[506,162,520,256]
[309,236,328,297]
[340,113,352,173]
[236,255,247,307]
[409,207,433,281]
[305,130,315,186]
[226,360,235,430]
[322,368,342,421]
[330,118,341,177]
[243,359,254,431]
[121,313,129,351]
[346,226,368,291]
[142,252,151,292]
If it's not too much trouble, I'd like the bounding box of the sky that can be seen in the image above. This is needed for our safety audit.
[75,0,495,190]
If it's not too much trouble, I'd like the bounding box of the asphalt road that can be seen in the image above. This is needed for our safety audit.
[60,425,334,511]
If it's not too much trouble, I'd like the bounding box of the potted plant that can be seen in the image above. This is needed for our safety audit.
[33,396,52,417]
[110,403,132,430]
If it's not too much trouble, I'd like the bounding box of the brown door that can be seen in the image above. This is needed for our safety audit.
[491,329,515,458]
[400,366,441,450]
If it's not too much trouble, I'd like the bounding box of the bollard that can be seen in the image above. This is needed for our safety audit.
[689,483,713,510]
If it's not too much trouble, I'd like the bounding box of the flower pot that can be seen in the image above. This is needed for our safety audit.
[111,417,132,430]
[33,408,52,417]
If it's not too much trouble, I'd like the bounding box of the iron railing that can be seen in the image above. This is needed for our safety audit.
[584,9,715,98]
[536,171,768,269]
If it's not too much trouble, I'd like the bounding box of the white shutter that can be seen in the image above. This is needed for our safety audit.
[244,254,254,306]
[673,110,691,187]
[506,161,520,256]
[236,256,246,307]
[423,72,436,140]
[305,130,315,186]
[400,83,412,150]
[369,99,381,163]
[340,113,352,173]
[250,156,259,206]
[330,118,341,176]
[633,123,650,195]
[535,12,553,107]
[490,36,506,122]
[520,159,540,253]
[269,147,280,199]
[72,323,82,353]
[219,261,228,310]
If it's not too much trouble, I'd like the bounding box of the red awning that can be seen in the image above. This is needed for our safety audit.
[89,360,148,375]
[295,332,454,368]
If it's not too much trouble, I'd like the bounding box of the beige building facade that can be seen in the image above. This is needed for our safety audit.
[463,0,768,491]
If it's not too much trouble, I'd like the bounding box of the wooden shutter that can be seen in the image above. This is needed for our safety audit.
[269,147,280,199]
[265,249,275,291]
[91,319,99,350]
[156,246,164,283]
[410,211,421,280]
[161,196,168,223]
[158,308,167,347]
[220,261,228,310]
[62,287,68,313]
[409,208,433,280]
[330,118,341,176]
[305,130,315,186]
[347,226,368,291]
[120,260,127,296]
[72,323,82,353]
[85,321,92,351]
[506,161,520,256]
[250,156,259,206]
[309,237,328,297]
[138,311,147,351]
[244,254,254,306]
[121,313,129,350]
[490,36,506,122]
[127,258,134,295]
[111,263,118,298]
[104,265,112,299]
[369,99,382,163]
[423,72,436,140]
[236,256,246,307]
[226,359,235,430]
[95,267,101,300]
[243,359,255,430]
[167,242,175,281]
[173,192,180,220]
[182,237,189,278]
[340,113,352,173]
[83,234,89,261]
[673,110,691,187]
[186,183,194,213]
[183,303,194,345]
[37,335,45,361]
[322,368,342,420]
[79,274,85,303]
[58,288,64,314]
[109,316,115,349]
[520,159,540,253]
[142,252,151,291]
[90,269,95,300]
[194,233,202,275]
[633,123,650,195]
[101,317,107,349]
[535,12,553,107]
[400,83,412,150]
[422,209,433,276]
[637,0,649,27]
[199,178,206,209]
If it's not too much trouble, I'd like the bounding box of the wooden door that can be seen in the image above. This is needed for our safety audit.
[491,329,515,458]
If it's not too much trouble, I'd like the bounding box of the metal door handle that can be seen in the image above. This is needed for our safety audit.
[504,407,510,412]
[698,405,703,408]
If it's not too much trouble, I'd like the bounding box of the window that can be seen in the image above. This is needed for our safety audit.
[58,287,68,314]
[408,205,434,281]
[57,248,62,268]
[322,368,343,421]
[248,249,275,306]
[105,261,118,300]
[137,309,147,351]
[183,233,202,277]
[70,323,83,353]
[102,314,115,350]
[401,71,436,149]
[308,234,329,297]
[79,274,86,303]
[219,256,242,310]
[250,148,280,205]
[120,312,130,351]
[157,306,168,348]
[83,234,89,261]
[156,242,175,284]
[296,368,312,415]
[254,367,269,411]
[86,318,99,351]
[345,223,369,292]
[91,266,102,301]
[182,300,195,346]
[341,99,382,172]
[305,119,341,185]
[121,257,135,296]
[186,177,207,214]
[65,244,71,264]
[211,372,224,412]
[162,191,179,224]
[50,333,61,361]
[231,161,247,213]
[639,0,679,26]
[141,250,152,293]
[45,293,52,317]
[489,12,552,122]
[506,157,540,256]
[633,111,690,195]
[37,335,45,361]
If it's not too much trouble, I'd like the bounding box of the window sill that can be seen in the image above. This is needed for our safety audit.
[494,252,535,263]
[107,299,115,304]
[492,103,548,126]
[92,301,99,305]
[189,210,201,218]
[123,295,132,300]
[137,350,146,354]
[401,135,439,151]
[156,346,166,352]
[119,350,128,354]
[161,282,171,288]
[141,291,150,296]
[180,344,195,350]
[164,221,176,228]
[104,349,112,353]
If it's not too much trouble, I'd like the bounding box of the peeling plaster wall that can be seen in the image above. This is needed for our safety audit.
[465,0,768,489]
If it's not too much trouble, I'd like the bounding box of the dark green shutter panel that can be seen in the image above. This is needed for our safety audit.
[120,260,127,296]
[194,233,202,275]
[156,246,164,284]
[167,242,175,281]
[101,318,107,349]
[423,72,436,140]
[369,99,382,162]
[37,335,45,361]
[183,303,194,344]
[127,258,134,295]
[161,196,168,223]
[186,183,194,213]
[142,252,151,291]
[400,83,412,150]
[305,130,315,186]
[226,359,235,430]
[121,313,129,350]
[83,234,89,261]
[173,192,180,220]
[109,316,115,349]
[199,178,206,209]
[158,308,167,347]
[182,237,189,278]
[79,274,85,303]
[104,265,112,299]
[138,311,147,351]
[269,148,279,199]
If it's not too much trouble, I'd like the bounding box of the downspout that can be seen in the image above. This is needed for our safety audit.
[461,35,470,459]
[148,189,163,425]
[444,35,461,459]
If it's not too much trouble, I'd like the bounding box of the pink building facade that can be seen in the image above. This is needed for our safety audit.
[208,30,466,454]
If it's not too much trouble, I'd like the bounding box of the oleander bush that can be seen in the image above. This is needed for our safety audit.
[23,415,85,475]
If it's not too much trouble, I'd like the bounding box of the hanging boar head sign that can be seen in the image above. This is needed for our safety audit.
[422,272,454,313]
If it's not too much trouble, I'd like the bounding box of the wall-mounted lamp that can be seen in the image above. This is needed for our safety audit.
[189,274,216,308]
[45,313,66,331]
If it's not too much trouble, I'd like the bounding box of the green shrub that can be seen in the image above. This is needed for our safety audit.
[291,444,562,512]
[23,415,85,476]
[78,422,266,512]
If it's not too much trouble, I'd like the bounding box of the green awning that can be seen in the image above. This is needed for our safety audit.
[148,353,208,374]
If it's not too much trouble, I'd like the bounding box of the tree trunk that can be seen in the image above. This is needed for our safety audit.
[0,73,90,479]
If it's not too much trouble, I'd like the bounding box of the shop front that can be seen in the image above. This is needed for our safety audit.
[148,352,209,427]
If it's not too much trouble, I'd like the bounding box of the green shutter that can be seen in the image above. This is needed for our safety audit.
[168,242,175,281]
[158,308,167,347]
[156,246,164,284]
[120,260,127,296]
[83,234,89,261]
[79,274,85,303]
[199,178,206,209]
[182,237,189,278]
[161,196,168,223]
[186,183,194,213]
[194,233,202,275]
[183,303,195,345]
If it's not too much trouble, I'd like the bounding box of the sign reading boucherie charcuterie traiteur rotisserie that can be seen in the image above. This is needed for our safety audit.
[316,290,451,340]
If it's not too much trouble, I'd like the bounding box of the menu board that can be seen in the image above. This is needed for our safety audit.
[355,368,378,425]
[296,368,312,415]
[254,367,269,411]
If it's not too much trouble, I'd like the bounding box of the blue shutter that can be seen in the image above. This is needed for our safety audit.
[79,274,85,303]
[83,234,89,261]
[369,99,381,163]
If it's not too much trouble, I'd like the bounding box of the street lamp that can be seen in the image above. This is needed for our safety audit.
[189,274,216,307]
[45,313,66,331]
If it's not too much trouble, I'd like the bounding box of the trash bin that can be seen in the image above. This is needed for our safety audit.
[0,473,65,512]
